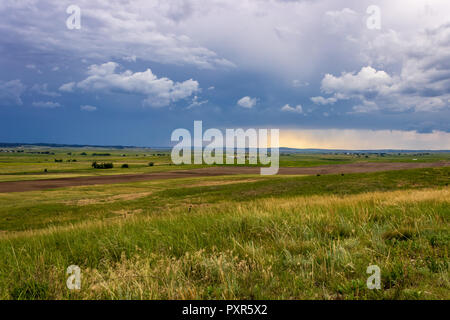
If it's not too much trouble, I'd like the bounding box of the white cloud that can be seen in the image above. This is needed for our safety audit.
[31,83,60,97]
[321,66,393,97]
[80,105,97,112]
[0,1,234,70]
[310,96,337,105]
[59,82,76,92]
[67,62,200,108]
[310,10,450,114]
[281,104,303,114]
[3,0,450,80]
[0,80,26,106]
[2,0,449,90]
[187,95,208,109]
[314,66,397,112]
[32,101,60,108]
[315,41,450,114]
[351,100,379,113]
[1,0,450,134]
[237,96,257,108]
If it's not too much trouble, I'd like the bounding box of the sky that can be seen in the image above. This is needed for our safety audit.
[0,0,449,149]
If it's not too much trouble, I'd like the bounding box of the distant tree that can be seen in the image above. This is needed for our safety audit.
[92,162,114,169]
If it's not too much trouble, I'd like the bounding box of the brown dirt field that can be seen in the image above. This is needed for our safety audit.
[0,161,448,193]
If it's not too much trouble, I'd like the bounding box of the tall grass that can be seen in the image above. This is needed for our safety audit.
[0,188,448,300]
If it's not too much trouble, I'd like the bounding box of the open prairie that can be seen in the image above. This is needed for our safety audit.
[0,148,448,299]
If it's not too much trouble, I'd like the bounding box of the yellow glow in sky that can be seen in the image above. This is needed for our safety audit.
[279,129,450,150]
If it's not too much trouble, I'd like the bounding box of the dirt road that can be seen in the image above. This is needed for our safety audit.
[0,161,448,193]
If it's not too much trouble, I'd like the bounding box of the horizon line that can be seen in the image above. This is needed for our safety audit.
[1,142,450,152]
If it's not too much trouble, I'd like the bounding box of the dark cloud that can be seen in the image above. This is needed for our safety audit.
[0,0,449,147]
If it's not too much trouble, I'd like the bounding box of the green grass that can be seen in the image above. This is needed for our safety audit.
[0,188,448,299]
[1,146,449,182]
[0,167,448,299]
[0,167,449,232]
[0,147,194,181]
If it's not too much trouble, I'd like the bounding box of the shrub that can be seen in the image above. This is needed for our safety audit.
[92,162,114,169]
[80,152,87,156]
[121,164,129,168]
[148,162,154,167]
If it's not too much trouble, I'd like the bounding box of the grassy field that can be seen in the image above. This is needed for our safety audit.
[0,147,186,182]
[0,166,448,299]
[1,146,449,182]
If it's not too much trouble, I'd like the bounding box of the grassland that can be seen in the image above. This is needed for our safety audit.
[0,166,448,299]
[0,147,187,182]
[1,146,449,182]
